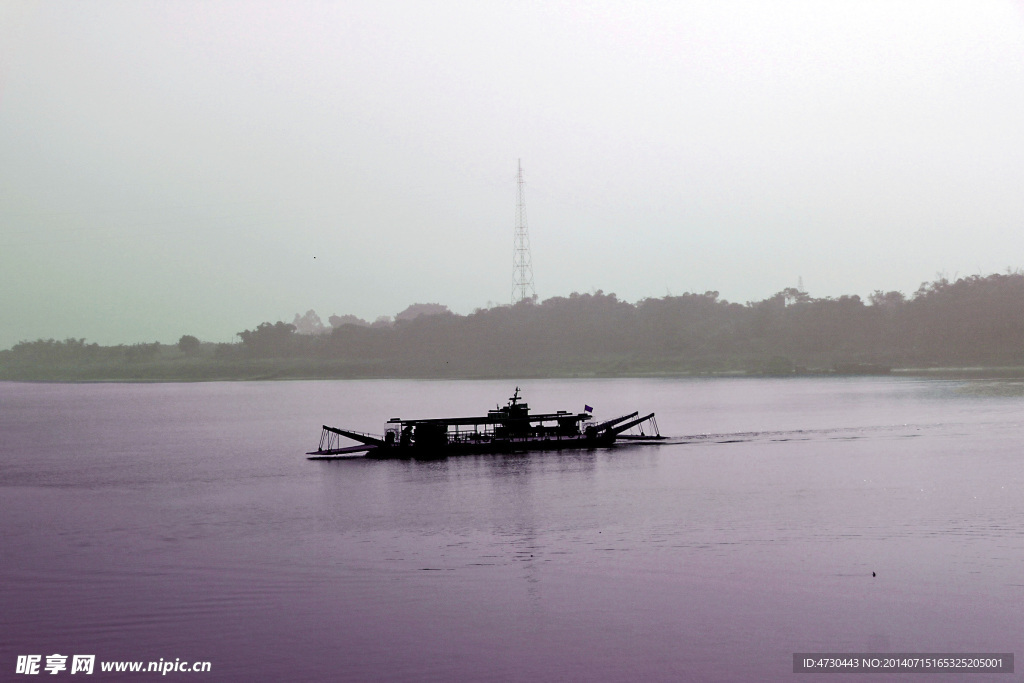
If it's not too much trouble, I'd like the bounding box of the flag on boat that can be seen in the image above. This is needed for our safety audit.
[584,405,593,413]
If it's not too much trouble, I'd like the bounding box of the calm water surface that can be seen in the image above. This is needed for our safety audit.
[2,378,1022,681]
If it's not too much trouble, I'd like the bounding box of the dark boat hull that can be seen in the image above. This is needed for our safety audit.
[366,433,615,459]
[309,434,666,460]
[306,389,663,461]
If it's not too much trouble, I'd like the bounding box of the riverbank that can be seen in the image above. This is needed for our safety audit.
[5,358,1024,383]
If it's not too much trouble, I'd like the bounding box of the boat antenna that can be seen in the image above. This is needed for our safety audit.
[512,159,536,304]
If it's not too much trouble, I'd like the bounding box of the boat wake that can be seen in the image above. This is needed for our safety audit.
[653,422,930,447]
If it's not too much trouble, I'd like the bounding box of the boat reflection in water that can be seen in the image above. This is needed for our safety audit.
[307,387,663,460]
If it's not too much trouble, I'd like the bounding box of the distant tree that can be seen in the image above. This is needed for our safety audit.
[395,303,451,322]
[177,335,201,355]
[869,290,906,309]
[213,343,238,360]
[780,287,811,306]
[7,338,99,364]
[237,321,298,356]
[124,342,160,363]
[292,310,327,335]
[328,314,370,329]
[12,271,1015,380]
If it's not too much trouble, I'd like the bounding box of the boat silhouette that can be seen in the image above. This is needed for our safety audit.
[307,387,662,460]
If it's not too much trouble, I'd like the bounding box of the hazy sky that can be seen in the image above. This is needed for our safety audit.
[3,1,1024,348]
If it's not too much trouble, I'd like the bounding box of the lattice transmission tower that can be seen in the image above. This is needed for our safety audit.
[512,159,536,304]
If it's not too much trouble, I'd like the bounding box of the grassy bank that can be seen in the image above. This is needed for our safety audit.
[6,356,1024,383]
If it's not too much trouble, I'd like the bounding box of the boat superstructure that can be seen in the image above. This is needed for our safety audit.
[307,388,662,460]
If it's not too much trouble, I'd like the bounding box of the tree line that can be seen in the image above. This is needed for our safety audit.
[5,273,1024,380]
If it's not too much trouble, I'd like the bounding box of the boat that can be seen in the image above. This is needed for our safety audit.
[307,387,663,460]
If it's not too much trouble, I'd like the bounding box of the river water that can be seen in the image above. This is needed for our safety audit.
[2,378,1022,681]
